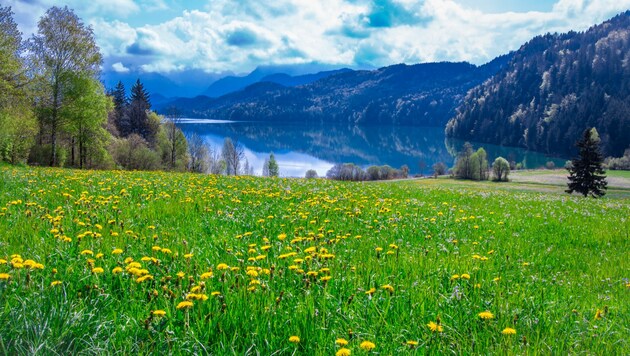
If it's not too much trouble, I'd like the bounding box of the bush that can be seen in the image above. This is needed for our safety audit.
[605,147,630,170]
[110,134,161,170]
[432,162,447,176]
[545,161,556,169]
[305,169,318,179]
[492,157,510,181]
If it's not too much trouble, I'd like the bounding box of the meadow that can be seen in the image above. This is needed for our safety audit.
[0,165,628,355]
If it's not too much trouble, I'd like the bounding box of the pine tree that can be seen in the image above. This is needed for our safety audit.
[566,128,607,197]
[112,81,127,135]
[268,152,279,177]
[127,79,153,141]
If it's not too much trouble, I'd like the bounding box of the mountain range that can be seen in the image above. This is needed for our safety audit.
[142,11,629,158]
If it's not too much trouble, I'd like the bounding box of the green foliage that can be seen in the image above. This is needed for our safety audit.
[566,128,608,197]
[0,166,627,354]
[492,157,510,181]
[432,162,447,176]
[267,152,279,177]
[110,134,161,170]
[455,144,489,181]
[304,169,318,179]
[605,147,630,170]
[157,120,188,171]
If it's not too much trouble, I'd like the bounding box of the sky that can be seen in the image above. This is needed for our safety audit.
[6,0,630,76]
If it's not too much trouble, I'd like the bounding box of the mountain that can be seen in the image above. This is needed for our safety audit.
[101,68,225,98]
[202,67,353,97]
[446,11,630,157]
[161,55,513,127]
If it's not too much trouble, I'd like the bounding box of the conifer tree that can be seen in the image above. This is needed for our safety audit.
[566,128,607,197]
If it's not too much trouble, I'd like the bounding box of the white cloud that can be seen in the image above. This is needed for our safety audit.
[12,0,630,73]
[111,62,131,73]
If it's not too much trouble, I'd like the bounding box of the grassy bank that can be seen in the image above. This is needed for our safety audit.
[0,166,628,354]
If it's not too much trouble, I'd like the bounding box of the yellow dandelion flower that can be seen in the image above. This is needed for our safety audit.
[381,284,394,293]
[406,340,419,347]
[451,274,460,281]
[136,275,153,283]
[112,267,123,274]
[461,273,471,280]
[217,263,229,270]
[151,246,161,252]
[112,248,123,255]
[359,341,376,351]
[246,270,258,277]
[320,276,332,282]
[501,327,516,335]
[427,321,444,332]
[288,336,300,343]
[50,280,62,286]
[176,271,185,278]
[152,310,167,317]
[594,309,603,320]
[211,291,221,296]
[336,348,351,356]
[278,233,287,240]
[184,253,193,259]
[0,259,6,265]
[91,267,104,274]
[80,250,93,256]
[0,273,10,280]
[176,301,193,309]
[200,272,213,279]
[365,287,376,295]
[478,311,494,320]
[335,338,349,346]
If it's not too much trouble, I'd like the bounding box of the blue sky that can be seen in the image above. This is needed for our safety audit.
[7,0,630,75]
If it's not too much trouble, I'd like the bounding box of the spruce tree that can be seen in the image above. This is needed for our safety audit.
[127,79,152,141]
[566,128,607,197]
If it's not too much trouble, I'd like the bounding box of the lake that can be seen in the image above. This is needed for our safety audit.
[177,120,567,177]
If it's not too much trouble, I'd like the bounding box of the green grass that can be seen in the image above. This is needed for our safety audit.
[0,166,628,354]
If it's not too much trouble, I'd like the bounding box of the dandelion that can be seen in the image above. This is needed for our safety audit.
[451,274,460,281]
[502,327,517,335]
[278,233,287,240]
[80,250,93,256]
[184,253,193,259]
[406,340,419,347]
[335,338,349,346]
[112,267,123,274]
[200,272,213,279]
[594,309,603,320]
[0,273,10,280]
[217,263,229,270]
[336,348,351,356]
[51,280,62,286]
[92,267,104,274]
[365,287,376,295]
[152,310,167,317]
[176,301,193,310]
[359,341,376,351]
[289,336,300,343]
[112,248,123,255]
[381,284,394,293]
[478,311,494,320]
[461,273,471,280]
[427,321,444,332]
[136,275,153,283]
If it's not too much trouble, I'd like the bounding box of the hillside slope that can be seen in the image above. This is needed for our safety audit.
[446,11,630,157]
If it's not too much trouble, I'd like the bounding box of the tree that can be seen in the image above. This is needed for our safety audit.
[566,128,607,197]
[418,159,427,177]
[470,147,489,180]
[187,132,209,173]
[400,164,409,178]
[305,169,318,179]
[432,162,447,177]
[28,6,102,166]
[492,157,510,181]
[267,152,279,177]
[454,142,474,179]
[111,80,127,135]
[163,106,184,169]
[262,157,270,177]
[125,79,154,142]
[222,137,243,175]
[0,6,37,164]
[62,73,113,169]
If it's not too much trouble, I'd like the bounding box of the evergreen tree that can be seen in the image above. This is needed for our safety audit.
[268,152,279,177]
[566,128,607,197]
[126,79,153,142]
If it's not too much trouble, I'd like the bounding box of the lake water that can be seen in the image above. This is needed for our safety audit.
[177,120,567,177]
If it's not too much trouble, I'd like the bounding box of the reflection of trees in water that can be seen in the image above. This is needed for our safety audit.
[179,122,565,173]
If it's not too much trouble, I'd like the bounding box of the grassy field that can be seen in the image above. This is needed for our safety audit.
[0,166,628,354]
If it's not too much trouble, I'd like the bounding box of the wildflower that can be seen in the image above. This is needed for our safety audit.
[359,341,376,351]
[136,275,153,283]
[406,340,419,347]
[365,287,376,295]
[200,272,213,279]
[451,274,460,281]
[289,336,300,343]
[217,263,229,270]
[278,233,287,240]
[112,267,123,274]
[92,267,104,274]
[320,276,332,282]
[184,253,193,259]
[211,291,221,296]
[594,309,603,320]
[427,321,444,332]
[112,248,123,255]
[478,311,494,320]
[176,301,193,309]
[502,327,517,335]
[335,338,349,346]
[246,270,258,277]
[152,246,161,252]
[176,272,185,278]
[51,280,62,286]
[336,348,351,356]
[152,310,167,317]
[461,273,471,280]
[0,273,10,280]
[80,250,94,256]
[381,284,394,293]
[0,259,6,265]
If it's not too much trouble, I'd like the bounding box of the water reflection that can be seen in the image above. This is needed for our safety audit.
[178,121,566,177]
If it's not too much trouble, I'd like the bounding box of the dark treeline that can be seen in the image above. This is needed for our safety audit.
[326,163,410,181]
[446,11,630,158]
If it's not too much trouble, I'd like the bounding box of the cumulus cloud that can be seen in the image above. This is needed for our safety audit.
[111,62,130,73]
[10,0,630,73]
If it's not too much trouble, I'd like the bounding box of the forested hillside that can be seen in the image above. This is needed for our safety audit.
[446,11,630,157]
[159,55,512,127]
